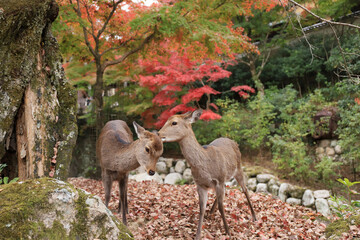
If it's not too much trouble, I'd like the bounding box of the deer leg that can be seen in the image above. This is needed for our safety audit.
[195,185,208,240]
[209,197,218,214]
[124,173,129,214]
[102,170,113,208]
[216,184,230,235]
[119,175,127,225]
[235,173,257,221]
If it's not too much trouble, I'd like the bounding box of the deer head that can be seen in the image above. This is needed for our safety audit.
[158,109,203,143]
[133,122,163,175]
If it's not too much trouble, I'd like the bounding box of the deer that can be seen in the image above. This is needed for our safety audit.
[158,109,257,239]
[96,120,163,225]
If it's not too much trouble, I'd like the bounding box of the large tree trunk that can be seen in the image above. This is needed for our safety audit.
[94,66,105,137]
[0,0,78,180]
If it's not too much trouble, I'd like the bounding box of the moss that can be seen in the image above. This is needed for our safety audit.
[325,219,350,238]
[243,166,266,178]
[69,190,89,239]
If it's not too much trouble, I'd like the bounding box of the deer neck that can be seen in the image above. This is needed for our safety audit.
[178,132,207,168]
[115,140,141,171]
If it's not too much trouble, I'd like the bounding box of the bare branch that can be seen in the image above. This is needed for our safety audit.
[97,0,123,39]
[288,0,360,30]
[102,30,156,70]
[100,38,134,56]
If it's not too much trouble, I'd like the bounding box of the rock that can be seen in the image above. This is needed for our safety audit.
[164,173,183,185]
[314,190,331,199]
[169,167,175,173]
[286,198,302,205]
[163,158,174,168]
[256,174,274,183]
[160,174,167,180]
[302,190,315,207]
[243,166,263,178]
[133,172,163,184]
[269,184,279,196]
[315,198,331,217]
[174,161,186,173]
[158,157,167,162]
[182,168,193,182]
[334,145,342,154]
[247,178,257,191]
[256,183,268,193]
[0,0,78,179]
[156,162,168,174]
[267,178,279,187]
[330,140,338,147]
[319,140,331,148]
[0,178,133,239]
[136,166,146,174]
[288,185,306,199]
[279,183,290,202]
[315,147,325,155]
[325,147,335,156]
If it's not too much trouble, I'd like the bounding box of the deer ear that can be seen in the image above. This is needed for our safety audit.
[133,121,146,139]
[185,109,203,124]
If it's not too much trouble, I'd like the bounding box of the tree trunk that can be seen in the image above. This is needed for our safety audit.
[0,0,78,180]
[94,66,105,137]
[249,61,265,98]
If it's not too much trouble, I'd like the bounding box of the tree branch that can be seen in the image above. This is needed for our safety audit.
[288,0,360,30]
[97,0,123,39]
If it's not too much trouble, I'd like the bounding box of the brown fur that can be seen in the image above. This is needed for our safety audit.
[97,120,163,225]
[158,110,257,239]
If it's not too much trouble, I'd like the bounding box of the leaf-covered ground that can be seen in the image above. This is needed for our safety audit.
[68,177,327,239]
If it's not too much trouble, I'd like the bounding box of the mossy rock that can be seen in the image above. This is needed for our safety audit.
[243,166,266,178]
[325,214,360,238]
[0,177,133,240]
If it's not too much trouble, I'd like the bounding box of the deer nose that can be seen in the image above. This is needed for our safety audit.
[148,170,155,176]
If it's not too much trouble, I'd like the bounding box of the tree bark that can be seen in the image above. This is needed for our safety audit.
[0,0,78,180]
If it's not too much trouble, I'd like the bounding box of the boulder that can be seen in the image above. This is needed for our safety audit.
[247,178,257,191]
[314,190,331,199]
[302,190,315,207]
[256,174,274,183]
[334,145,342,154]
[131,172,163,184]
[136,166,146,174]
[169,167,175,173]
[164,173,183,185]
[279,183,290,202]
[163,158,174,168]
[325,147,335,157]
[286,198,302,205]
[330,140,338,147]
[269,184,279,196]
[243,166,263,178]
[319,140,331,148]
[174,160,186,173]
[182,168,193,182]
[315,198,331,217]
[0,178,133,239]
[156,162,168,174]
[267,178,279,187]
[256,183,268,193]
[315,147,325,155]
[288,185,306,199]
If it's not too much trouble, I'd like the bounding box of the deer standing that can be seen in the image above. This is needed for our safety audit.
[158,109,257,239]
[96,120,163,225]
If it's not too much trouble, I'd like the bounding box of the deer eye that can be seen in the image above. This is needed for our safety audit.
[145,147,150,153]
[172,122,177,126]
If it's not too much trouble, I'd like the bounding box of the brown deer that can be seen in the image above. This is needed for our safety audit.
[96,120,163,225]
[158,109,257,239]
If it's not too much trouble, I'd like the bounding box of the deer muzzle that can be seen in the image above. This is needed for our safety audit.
[148,169,155,176]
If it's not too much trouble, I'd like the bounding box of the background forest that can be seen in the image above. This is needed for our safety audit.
[52,0,360,194]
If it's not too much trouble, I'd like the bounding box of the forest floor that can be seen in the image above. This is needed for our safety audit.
[68,177,330,239]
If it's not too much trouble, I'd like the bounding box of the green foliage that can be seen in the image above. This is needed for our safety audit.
[0,164,18,185]
[315,156,342,186]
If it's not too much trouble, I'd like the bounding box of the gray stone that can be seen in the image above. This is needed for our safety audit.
[325,147,335,156]
[315,147,325,155]
[256,183,268,193]
[269,184,279,196]
[315,198,331,217]
[136,166,146,174]
[169,167,175,173]
[174,160,186,173]
[164,158,174,168]
[164,173,183,185]
[314,190,331,199]
[319,139,331,148]
[267,178,278,187]
[286,198,302,205]
[288,186,306,199]
[302,190,315,207]
[182,168,193,182]
[247,178,257,191]
[160,174,167,180]
[132,172,163,184]
[158,157,167,162]
[279,183,290,202]
[330,140,338,147]
[256,174,274,183]
[335,145,342,154]
[156,162,168,174]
